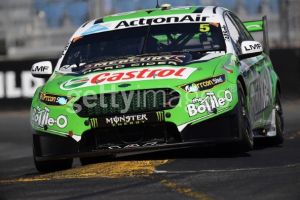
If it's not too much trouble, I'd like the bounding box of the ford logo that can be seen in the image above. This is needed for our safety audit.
[118,83,131,88]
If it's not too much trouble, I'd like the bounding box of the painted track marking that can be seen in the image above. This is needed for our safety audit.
[154,163,300,174]
[0,160,168,184]
[159,179,214,200]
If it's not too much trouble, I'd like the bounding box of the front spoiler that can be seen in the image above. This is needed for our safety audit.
[34,137,239,162]
[34,104,241,162]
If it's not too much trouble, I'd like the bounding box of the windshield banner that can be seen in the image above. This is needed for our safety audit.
[79,14,219,36]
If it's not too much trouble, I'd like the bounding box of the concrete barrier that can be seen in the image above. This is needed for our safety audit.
[0,59,52,110]
[270,49,300,99]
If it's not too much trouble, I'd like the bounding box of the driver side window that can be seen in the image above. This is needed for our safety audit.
[230,13,254,41]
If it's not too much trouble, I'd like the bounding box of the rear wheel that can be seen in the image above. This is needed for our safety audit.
[236,81,254,152]
[33,142,73,173]
[271,89,284,145]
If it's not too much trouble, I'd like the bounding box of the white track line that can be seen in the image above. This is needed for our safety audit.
[154,163,300,174]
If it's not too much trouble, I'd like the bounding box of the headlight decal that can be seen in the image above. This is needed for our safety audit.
[181,74,225,93]
[39,92,70,106]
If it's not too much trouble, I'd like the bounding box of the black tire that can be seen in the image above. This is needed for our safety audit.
[271,89,284,145]
[33,145,73,173]
[236,81,254,152]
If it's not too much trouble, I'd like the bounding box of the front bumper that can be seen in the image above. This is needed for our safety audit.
[34,104,240,161]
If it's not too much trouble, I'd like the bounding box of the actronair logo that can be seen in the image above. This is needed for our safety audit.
[115,14,202,29]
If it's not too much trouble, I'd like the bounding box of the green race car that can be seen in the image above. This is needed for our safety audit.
[30,5,284,172]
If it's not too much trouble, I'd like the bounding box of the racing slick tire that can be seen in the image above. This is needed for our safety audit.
[271,89,284,145]
[235,81,254,152]
[33,144,73,173]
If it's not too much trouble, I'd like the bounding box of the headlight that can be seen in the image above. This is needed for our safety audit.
[39,92,71,106]
[181,74,225,93]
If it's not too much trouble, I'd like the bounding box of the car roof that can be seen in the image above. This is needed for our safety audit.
[72,6,229,39]
[101,6,221,22]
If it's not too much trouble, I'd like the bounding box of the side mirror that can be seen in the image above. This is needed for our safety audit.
[239,41,263,59]
[31,61,53,78]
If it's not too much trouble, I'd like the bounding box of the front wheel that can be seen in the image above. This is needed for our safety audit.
[33,143,73,173]
[236,81,254,152]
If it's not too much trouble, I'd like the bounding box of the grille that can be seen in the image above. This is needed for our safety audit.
[74,88,179,117]
[79,122,181,152]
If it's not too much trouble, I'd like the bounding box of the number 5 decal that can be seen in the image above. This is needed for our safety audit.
[200,24,210,32]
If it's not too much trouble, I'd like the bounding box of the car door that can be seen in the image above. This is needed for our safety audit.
[224,12,272,129]
[230,13,274,128]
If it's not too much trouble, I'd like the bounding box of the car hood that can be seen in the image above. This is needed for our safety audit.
[42,53,230,95]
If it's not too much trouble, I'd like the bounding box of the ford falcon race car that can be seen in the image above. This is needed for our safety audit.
[31,5,284,172]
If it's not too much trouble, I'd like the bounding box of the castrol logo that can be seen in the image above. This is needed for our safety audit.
[61,67,196,90]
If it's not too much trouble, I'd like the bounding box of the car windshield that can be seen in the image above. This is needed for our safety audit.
[60,23,226,72]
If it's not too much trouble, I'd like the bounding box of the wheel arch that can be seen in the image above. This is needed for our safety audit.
[276,80,281,96]
[237,76,247,96]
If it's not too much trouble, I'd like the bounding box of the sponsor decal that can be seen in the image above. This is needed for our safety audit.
[222,25,230,41]
[31,107,68,129]
[108,142,158,150]
[31,61,52,75]
[156,111,165,122]
[90,112,165,128]
[106,114,148,126]
[243,43,262,52]
[115,14,202,29]
[61,41,71,57]
[61,67,196,90]
[90,114,148,128]
[31,65,49,72]
[61,77,89,90]
[39,92,70,105]
[187,90,233,117]
[75,14,219,37]
[182,75,225,93]
[80,54,190,74]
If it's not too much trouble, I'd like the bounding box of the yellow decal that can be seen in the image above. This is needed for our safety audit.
[200,24,210,32]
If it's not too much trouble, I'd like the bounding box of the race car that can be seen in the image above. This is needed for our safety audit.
[30,5,284,172]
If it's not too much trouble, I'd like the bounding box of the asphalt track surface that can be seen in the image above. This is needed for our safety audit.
[0,100,300,200]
